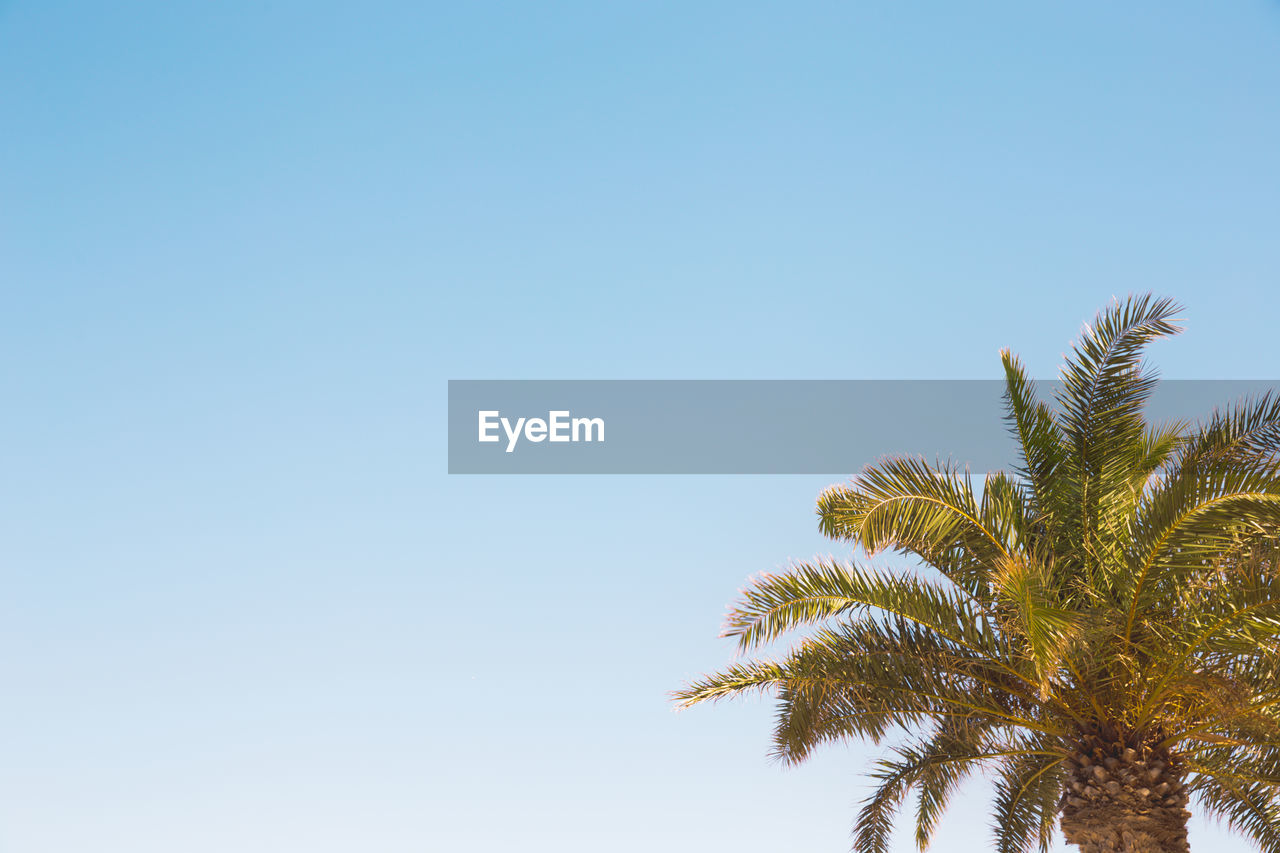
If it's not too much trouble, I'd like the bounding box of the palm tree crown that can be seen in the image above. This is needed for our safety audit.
[676,295,1280,853]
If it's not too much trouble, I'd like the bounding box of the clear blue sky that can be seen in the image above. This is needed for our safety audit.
[2,2,1279,851]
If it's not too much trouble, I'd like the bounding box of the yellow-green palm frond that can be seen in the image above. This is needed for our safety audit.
[1124,462,1280,641]
[990,747,1065,853]
[853,724,1049,853]
[1053,295,1183,583]
[1000,349,1068,543]
[1186,773,1280,853]
[678,295,1280,852]
[722,559,993,653]
[989,552,1080,694]
[818,457,1011,603]
[672,660,789,708]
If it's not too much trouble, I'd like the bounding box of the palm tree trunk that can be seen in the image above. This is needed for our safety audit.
[1060,802,1190,852]
[1059,737,1191,853]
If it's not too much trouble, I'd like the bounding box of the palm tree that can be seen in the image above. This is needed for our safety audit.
[675,295,1280,853]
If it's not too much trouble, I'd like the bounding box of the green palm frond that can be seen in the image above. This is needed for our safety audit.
[1187,745,1280,788]
[1000,349,1069,547]
[677,294,1280,852]
[1188,775,1280,853]
[1179,392,1280,471]
[914,719,1004,850]
[990,748,1065,853]
[1125,484,1280,641]
[853,749,920,853]
[989,553,1079,692]
[722,559,992,653]
[853,726,1046,853]
[818,457,1009,602]
[1135,420,1186,488]
[1054,295,1181,456]
[982,470,1034,555]
[1054,297,1183,581]
[673,660,789,707]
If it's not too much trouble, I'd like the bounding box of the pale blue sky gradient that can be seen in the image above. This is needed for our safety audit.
[3,2,1280,851]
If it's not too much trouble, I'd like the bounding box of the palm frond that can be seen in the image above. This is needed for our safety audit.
[852,727,1043,853]
[989,553,1079,693]
[990,749,1064,853]
[722,559,991,652]
[678,295,1280,853]
[1054,294,1183,581]
[672,660,788,708]
[1000,349,1067,541]
[818,457,1009,602]
[1189,774,1280,853]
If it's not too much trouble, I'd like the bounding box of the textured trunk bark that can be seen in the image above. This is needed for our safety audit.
[1060,802,1190,852]
[1060,733,1190,853]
